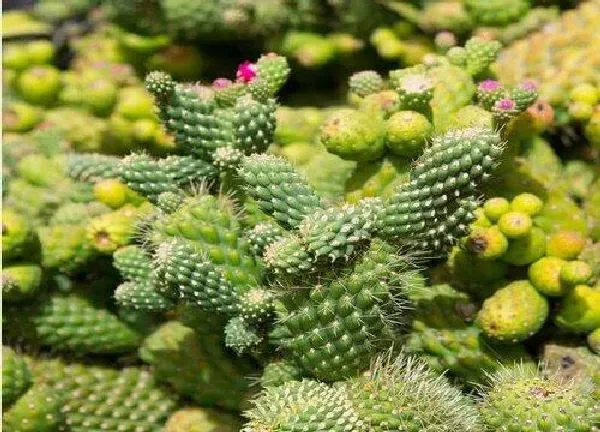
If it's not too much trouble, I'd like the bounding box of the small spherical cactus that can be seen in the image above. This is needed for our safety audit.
[464,226,508,260]
[483,197,510,222]
[384,110,432,156]
[497,211,533,238]
[528,256,567,297]
[348,70,384,98]
[320,109,385,161]
[560,261,592,286]
[510,193,543,216]
[476,280,549,342]
[546,230,586,260]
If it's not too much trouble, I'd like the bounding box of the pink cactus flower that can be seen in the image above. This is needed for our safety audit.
[236,61,257,83]
[495,98,516,111]
[479,79,501,92]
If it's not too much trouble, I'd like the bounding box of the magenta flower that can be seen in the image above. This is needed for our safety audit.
[519,79,538,92]
[495,98,516,111]
[236,61,257,83]
[478,79,501,92]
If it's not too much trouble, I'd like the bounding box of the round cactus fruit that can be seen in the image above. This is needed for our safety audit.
[510,193,543,216]
[92,178,130,209]
[2,102,43,132]
[555,284,600,333]
[17,65,62,106]
[546,230,587,260]
[463,226,508,260]
[476,280,548,342]
[561,261,593,286]
[384,110,432,156]
[501,226,546,266]
[2,347,32,409]
[497,211,533,238]
[348,70,384,98]
[483,197,510,222]
[320,108,385,161]
[528,257,568,297]
[479,365,598,431]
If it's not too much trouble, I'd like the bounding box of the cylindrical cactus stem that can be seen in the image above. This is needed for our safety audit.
[118,153,217,202]
[113,245,153,282]
[229,95,277,155]
[246,222,285,258]
[238,154,324,229]
[153,239,241,316]
[115,280,174,312]
[224,316,262,355]
[67,153,120,184]
[248,53,291,101]
[378,127,503,253]
[145,72,230,161]
[3,294,140,355]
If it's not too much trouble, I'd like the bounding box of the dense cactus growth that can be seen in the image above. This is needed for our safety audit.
[3,5,600,431]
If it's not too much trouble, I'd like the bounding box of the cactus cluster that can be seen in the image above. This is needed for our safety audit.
[3,5,600,432]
